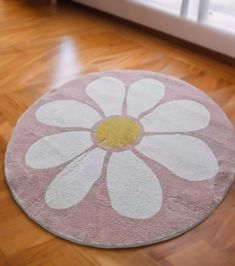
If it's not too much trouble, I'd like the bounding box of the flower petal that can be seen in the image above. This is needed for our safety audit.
[107,151,162,219]
[136,135,218,181]
[86,77,126,116]
[36,100,101,128]
[141,100,210,132]
[127,79,165,118]
[45,148,106,209]
[25,132,92,169]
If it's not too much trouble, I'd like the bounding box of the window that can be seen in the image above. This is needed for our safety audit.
[208,0,235,30]
[188,0,200,19]
[210,0,235,17]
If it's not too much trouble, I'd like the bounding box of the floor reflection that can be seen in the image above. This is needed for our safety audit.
[50,38,81,87]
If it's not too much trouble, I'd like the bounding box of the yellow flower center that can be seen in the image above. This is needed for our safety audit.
[95,117,141,149]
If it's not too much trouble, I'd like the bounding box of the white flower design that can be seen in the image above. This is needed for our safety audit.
[25,77,219,219]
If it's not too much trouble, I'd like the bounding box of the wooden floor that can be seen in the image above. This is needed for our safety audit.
[0,0,235,265]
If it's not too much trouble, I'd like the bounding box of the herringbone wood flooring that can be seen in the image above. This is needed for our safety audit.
[0,1,235,265]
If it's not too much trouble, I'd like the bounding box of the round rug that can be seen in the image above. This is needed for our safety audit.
[5,70,235,248]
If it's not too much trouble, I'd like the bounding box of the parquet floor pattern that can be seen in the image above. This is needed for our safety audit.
[0,1,235,265]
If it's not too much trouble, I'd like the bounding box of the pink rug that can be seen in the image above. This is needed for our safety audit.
[5,70,235,248]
